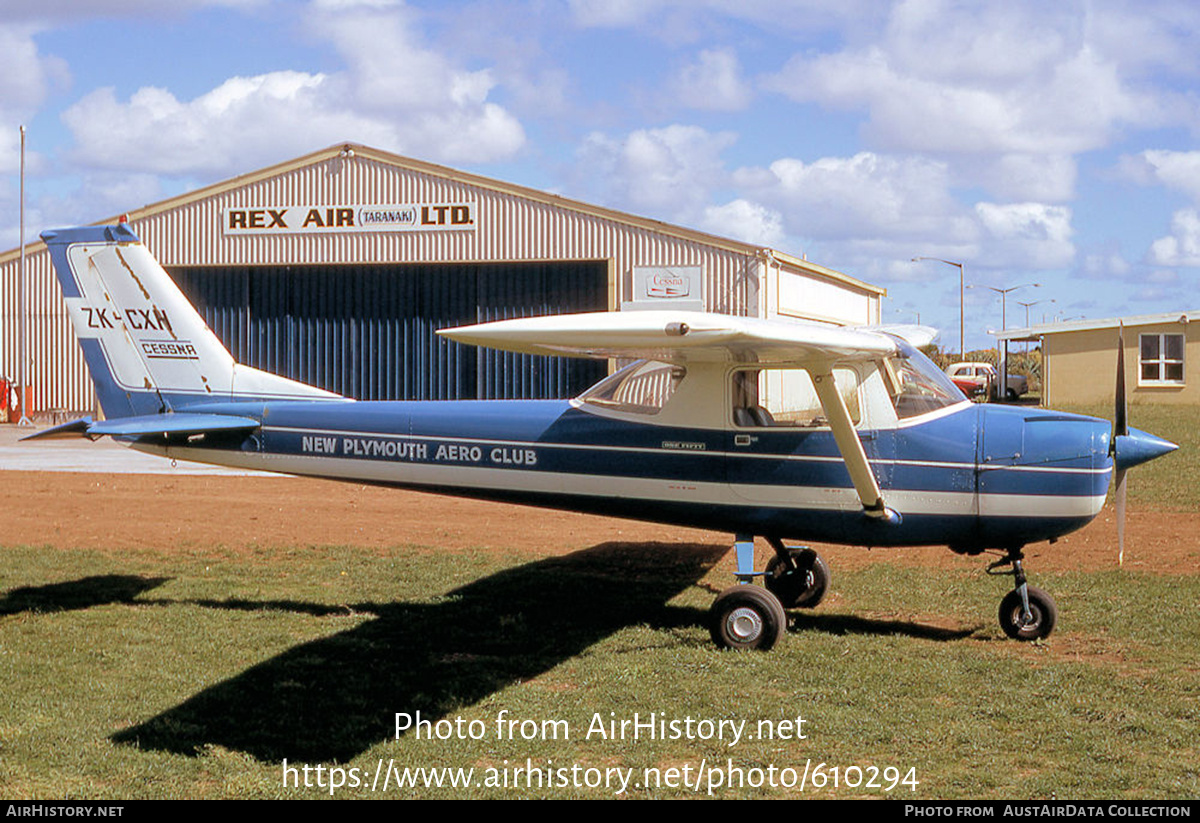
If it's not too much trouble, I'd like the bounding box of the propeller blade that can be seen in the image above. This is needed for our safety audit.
[1115,467,1127,567]
[1114,322,1127,567]
[1115,323,1128,438]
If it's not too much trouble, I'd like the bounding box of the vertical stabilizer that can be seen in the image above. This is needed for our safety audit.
[42,224,339,418]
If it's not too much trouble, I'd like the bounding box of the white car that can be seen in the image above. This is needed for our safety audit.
[945,362,1028,401]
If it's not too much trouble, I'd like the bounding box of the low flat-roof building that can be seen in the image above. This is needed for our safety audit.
[996,311,1200,407]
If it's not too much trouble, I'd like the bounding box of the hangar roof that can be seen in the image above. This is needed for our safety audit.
[1,142,884,297]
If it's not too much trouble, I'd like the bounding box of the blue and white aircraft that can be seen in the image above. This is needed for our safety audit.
[31,224,1177,651]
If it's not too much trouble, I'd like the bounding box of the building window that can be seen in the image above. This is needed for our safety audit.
[1139,333,1185,384]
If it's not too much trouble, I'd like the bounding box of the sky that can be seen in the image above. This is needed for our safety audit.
[2,0,1200,351]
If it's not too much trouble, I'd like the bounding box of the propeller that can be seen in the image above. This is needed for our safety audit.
[1109,322,1178,566]
[1113,324,1128,566]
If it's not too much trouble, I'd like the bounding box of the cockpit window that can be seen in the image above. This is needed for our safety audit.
[731,366,860,427]
[885,340,966,419]
[579,360,684,415]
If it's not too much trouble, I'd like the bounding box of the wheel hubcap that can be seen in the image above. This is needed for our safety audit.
[727,607,763,641]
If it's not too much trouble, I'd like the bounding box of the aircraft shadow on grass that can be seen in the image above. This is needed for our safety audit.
[110,541,726,763]
[0,574,171,615]
[788,613,978,642]
[105,542,978,764]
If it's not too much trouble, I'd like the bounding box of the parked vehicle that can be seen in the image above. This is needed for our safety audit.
[944,362,1028,401]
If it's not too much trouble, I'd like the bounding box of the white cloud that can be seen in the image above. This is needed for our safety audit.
[0,24,68,174]
[1149,209,1200,267]
[974,202,1074,269]
[699,199,784,247]
[769,42,1145,159]
[64,73,373,175]
[576,125,737,218]
[567,0,661,28]
[970,154,1077,203]
[735,152,967,241]
[1119,150,1200,202]
[59,0,525,177]
[565,0,884,39]
[3,0,266,22]
[759,0,1175,203]
[725,150,1079,275]
[669,49,751,111]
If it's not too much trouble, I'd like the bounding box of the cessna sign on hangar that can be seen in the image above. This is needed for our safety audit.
[223,202,477,234]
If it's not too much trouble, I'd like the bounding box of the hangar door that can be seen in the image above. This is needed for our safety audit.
[170,261,609,401]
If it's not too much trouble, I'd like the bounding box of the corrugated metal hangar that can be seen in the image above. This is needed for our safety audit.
[0,143,885,415]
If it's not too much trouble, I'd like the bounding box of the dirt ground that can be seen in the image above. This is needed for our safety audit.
[2,471,1197,575]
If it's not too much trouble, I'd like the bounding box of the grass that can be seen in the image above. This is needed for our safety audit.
[1,541,1197,799]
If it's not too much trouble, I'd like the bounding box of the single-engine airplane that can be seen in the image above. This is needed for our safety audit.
[30,224,1177,650]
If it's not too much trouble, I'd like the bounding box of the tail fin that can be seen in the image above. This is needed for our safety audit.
[42,224,339,419]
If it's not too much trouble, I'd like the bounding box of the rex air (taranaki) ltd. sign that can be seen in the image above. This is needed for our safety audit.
[222,203,477,234]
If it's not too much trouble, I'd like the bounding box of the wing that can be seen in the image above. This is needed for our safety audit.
[437,310,905,365]
[441,309,905,525]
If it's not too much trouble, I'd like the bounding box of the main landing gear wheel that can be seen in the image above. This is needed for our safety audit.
[998,586,1058,641]
[764,547,830,609]
[709,585,787,651]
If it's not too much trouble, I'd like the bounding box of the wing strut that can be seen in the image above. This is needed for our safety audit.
[810,369,900,524]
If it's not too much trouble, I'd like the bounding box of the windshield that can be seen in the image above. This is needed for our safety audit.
[885,340,966,419]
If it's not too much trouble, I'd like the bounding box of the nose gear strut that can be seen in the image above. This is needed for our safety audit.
[987,548,1058,641]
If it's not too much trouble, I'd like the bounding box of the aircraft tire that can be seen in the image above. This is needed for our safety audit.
[998,586,1057,640]
[765,548,830,609]
[709,585,787,651]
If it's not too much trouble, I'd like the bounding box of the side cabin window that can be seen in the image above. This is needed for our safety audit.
[883,341,965,420]
[579,360,685,415]
[731,366,860,427]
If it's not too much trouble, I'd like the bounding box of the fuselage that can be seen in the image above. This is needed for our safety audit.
[139,392,1114,553]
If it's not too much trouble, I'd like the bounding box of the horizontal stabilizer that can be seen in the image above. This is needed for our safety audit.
[20,418,95,440]
[22,413,260,441]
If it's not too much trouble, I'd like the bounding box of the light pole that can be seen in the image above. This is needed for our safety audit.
[1016,298,1055,354]
[18,125,31,426]
[1017,298,1054,327]
[969,282,1040,398]
[912,257,964,361]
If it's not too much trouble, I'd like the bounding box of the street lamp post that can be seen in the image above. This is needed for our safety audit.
[1016,299,1055,354]
[912,257,964,361]
[971,283,1040,399]
[18,125,31,426]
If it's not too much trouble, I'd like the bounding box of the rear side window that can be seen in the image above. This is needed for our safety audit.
[579,360,685,415]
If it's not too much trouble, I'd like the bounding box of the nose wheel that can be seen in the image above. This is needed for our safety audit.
[988,549,1058,641]
[998,585,1058,640]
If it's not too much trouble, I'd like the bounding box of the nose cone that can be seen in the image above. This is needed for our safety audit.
[1114,428,1178,471]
